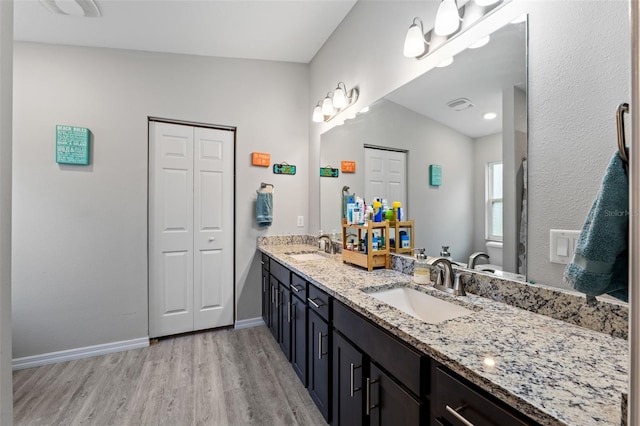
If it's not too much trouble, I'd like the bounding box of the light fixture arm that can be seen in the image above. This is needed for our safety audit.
[335,82,359,105]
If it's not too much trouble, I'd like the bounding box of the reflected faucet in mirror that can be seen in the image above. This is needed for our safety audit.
[468,252,490,270]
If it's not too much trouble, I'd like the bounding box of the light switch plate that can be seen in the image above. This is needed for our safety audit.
[297,216,304,227]
[549,229,581,264]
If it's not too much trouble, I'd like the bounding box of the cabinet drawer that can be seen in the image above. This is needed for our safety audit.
[435,367,537,426]
[307,284,331,321]
[290,273,308,301]
[270,260,290,285]
[261,253,270,271]
[333,300,428,399]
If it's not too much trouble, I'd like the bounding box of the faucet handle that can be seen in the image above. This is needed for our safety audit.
[453,272,466,296]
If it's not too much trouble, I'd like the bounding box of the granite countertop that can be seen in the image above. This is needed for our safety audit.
[259,243,628,426]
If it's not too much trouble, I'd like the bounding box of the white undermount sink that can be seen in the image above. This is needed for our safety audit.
[367,287,474,324]
[288,252,327,261]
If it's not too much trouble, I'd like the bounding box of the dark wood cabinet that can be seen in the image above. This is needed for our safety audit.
[308,309,331,422]
[261,263,269,327]
[268,275,279,340]
[368,363,422,426]
[290,290,307,386]
[278,283,292,360]
[434,367,537,426]
[332,331,364,426]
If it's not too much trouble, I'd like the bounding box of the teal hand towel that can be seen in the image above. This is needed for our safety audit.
[256,192,273,227]
[564,152,628,302]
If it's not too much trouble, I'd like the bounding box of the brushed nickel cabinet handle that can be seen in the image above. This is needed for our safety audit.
[446,405,474,426]
[287,302,292,323]
[290,284,301,292]
[365,377,379,415]
[350,363,362,397]
[262,276,266,292]
[318,332,322,359]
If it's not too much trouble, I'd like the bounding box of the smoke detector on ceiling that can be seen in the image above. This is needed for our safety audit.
[446,98,475,112]
[39,0,101,17]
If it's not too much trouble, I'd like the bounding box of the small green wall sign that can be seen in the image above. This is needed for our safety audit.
[273,163,296,175]
[429,164,442,186]
[56,125,90,165]
[320,167,339,178]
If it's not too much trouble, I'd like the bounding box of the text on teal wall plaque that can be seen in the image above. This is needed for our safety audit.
[56,125,90,165]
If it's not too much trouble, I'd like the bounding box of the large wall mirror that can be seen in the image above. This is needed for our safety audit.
[320,18,527,279]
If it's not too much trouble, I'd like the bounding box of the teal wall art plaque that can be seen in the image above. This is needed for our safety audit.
[273,163,296,175]
[429,164,442,186]
[56,125,90,165]
[320,167,339,178]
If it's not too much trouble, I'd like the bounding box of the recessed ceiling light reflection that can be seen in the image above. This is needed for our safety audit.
[469,35,490,49]
[436,57,454,68]
[483,112,497,120]
[483,356,496,368]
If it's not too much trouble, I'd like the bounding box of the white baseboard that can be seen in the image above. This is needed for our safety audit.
[12,337,149,370]
[234,317,265,330]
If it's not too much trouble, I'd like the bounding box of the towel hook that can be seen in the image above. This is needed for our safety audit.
[616,102,629,164]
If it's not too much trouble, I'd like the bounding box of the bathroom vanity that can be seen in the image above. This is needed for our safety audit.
[258,238,627,426]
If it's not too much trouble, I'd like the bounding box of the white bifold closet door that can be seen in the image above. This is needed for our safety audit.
[149,121,234,338]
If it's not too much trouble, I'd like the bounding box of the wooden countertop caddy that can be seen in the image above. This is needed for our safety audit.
[341,218,390,271]
[388,219,414,254]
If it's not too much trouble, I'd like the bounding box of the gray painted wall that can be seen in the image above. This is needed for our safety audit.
[0,1,13,422]
[310,0,630,290]
[320,99,474,260]
[12,42,309,358]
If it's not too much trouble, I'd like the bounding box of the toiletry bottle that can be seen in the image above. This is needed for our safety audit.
[392,201,402,221]
[413,248,430,284]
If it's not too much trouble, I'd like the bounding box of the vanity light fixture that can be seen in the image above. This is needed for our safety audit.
[312,82,359,123]
[434,0,461,36]
[403,0,506,60]
[39,0,101,17]
[483,112,497,120]
[403,17,429,58]
[468,35,490,49]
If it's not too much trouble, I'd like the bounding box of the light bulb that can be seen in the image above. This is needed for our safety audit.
[333,86,347,109]
[475,0,500,6]
[434,0,460,36]
[322,95,334,116]
[312,105,323,123]
[468,35,490,49]
[403,22,426,57]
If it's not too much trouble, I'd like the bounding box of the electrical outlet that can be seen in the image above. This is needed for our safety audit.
[297,216,304,227]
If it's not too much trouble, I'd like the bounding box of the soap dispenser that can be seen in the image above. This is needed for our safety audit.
[413,248,431,285]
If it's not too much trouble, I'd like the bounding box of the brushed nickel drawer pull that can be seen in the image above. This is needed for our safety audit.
[290,284,301,292]
[318,332,328,359]
[446,405,474,426]
[287,302,292,323]
[307,297,324,308]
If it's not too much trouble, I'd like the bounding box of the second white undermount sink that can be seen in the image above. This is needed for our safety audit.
[288,252,327,261]
[367,287,474,324]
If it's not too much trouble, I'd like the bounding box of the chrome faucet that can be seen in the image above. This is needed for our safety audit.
[318,234,335,254]
[427,257,466,296]
[468,252,490,270]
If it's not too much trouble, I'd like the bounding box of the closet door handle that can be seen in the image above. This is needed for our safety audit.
[350,363,362,397]
[365,377,379,415]
[446,405,474,426]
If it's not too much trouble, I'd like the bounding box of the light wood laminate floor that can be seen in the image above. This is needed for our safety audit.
[13,326,327,426]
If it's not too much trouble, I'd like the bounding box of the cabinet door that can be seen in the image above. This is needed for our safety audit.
[308,309,331,422]
[291,295,307,386]
[279,283,292,360]
[332,332,364,426]
[261,267,269,327]
[268,276,279,340]
[368,363,422,426]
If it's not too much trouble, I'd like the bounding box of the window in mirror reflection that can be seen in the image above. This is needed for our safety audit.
[487,162,503,241]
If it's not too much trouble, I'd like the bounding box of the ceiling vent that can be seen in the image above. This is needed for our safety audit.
[446,98,475,112]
